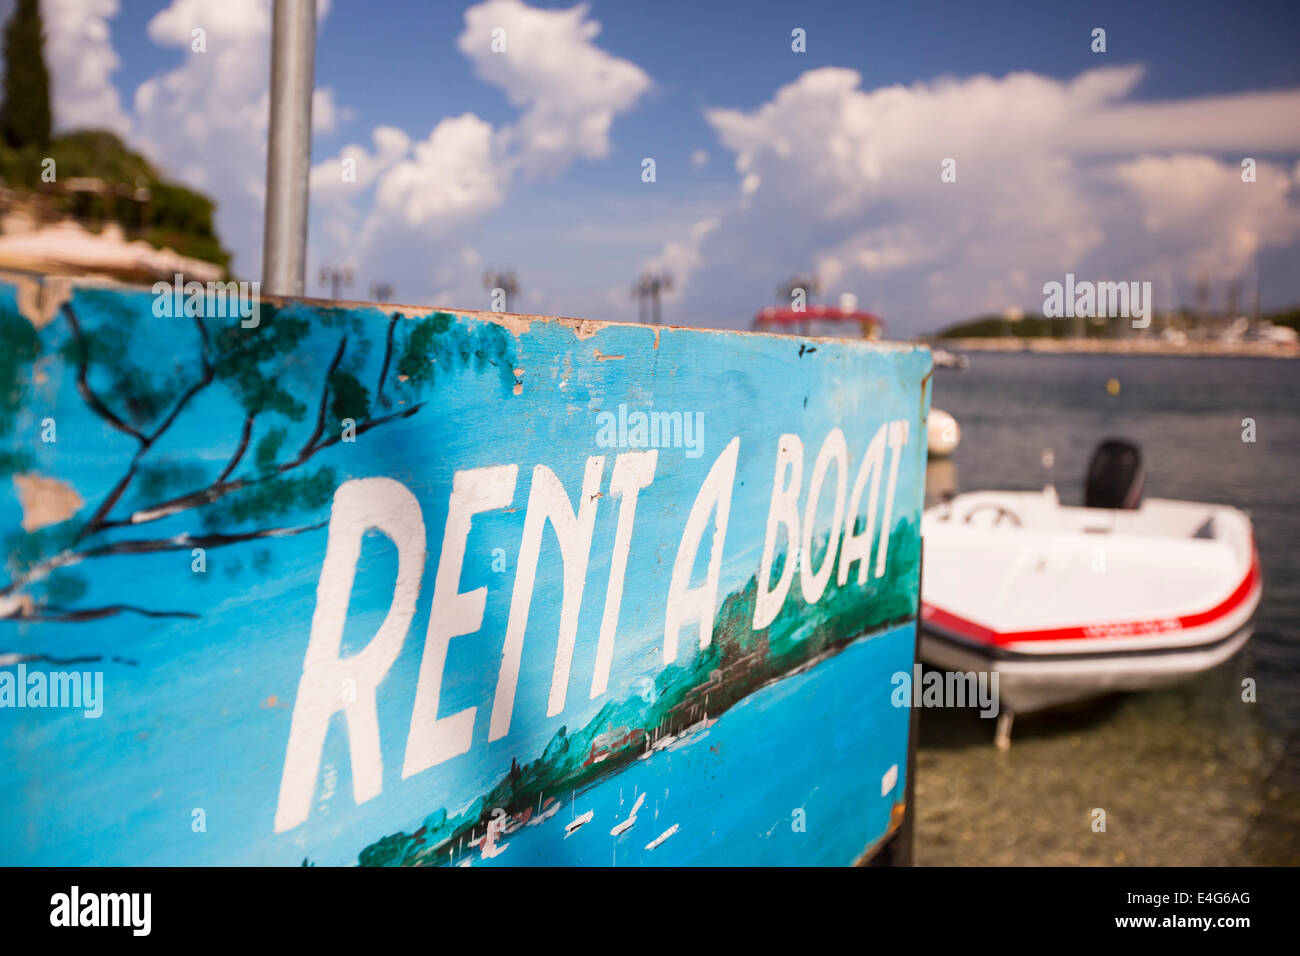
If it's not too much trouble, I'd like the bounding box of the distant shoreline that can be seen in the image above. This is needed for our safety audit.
[934,337,1300,359]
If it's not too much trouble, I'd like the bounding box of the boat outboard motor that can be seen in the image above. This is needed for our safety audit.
[1084,439,1144,509]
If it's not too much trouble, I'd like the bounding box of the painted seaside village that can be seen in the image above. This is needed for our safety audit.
[0,1,1295,929]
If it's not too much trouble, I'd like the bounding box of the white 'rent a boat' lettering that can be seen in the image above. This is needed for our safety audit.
[276,423,911,832]
[755,420,911,629]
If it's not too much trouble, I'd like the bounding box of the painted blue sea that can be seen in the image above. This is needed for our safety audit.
[458,623,913,867]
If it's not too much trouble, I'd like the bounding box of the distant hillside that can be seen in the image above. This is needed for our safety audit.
[0,129,231,272]
[935,308,1300,339]
[934,313,1078,338]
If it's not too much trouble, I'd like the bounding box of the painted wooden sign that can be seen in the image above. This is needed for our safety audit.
[0,273,931,865]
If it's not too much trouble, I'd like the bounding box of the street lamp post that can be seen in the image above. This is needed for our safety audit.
[632,271,673,325]
[482,270,520,313]
[319,266,353,300]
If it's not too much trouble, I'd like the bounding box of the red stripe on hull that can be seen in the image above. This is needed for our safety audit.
[921,547,1261,648]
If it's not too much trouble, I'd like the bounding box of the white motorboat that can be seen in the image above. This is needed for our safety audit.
[920,440,1261,745]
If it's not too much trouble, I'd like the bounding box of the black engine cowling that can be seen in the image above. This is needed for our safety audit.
[1084,439,1144,509]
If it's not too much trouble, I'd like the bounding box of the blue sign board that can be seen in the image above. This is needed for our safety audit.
[0,275,930,865]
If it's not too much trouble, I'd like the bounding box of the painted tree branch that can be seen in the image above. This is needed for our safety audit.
[377,314,398,409]
[216,414,255,484]
[1,519,329,602]
[74,309,215,543]
[4,304,426,620]
[4,604,201,623]
[0,652,128,666]
[60,302,146,444]
[94,402,423,533]
[300,335,348,459]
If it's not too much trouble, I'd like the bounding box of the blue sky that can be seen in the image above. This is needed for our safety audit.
[29,0,1300,332]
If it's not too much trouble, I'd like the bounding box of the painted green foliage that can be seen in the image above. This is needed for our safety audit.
[0,303,38,478]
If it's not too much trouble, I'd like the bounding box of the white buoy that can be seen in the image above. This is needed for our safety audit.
[928,408,961,458]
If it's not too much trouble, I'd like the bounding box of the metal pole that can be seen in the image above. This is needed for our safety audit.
[261,0,316,296]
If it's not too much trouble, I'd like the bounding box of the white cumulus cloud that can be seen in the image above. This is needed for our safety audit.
[42,0,130,136]
[457,0,650,179]
[661,66,1300,332]
[310,0,651,308]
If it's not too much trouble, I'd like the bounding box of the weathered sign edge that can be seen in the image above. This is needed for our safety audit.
[0,267,934,356]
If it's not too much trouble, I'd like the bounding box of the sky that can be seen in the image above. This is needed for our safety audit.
[22,0,1300,334]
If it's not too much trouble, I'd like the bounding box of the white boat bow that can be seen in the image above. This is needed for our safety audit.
[920,486,1261,717]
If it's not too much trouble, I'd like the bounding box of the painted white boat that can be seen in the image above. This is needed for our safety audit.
[920,440,1261,743]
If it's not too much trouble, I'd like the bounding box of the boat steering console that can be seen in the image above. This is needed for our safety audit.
[962,502,1022,526]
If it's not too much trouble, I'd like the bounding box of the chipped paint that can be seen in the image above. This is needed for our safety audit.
[560,318,605,340]
[14,275,72,329]
[12,472,83,532]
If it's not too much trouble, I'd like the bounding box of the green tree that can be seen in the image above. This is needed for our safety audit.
[0,0,52,152]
